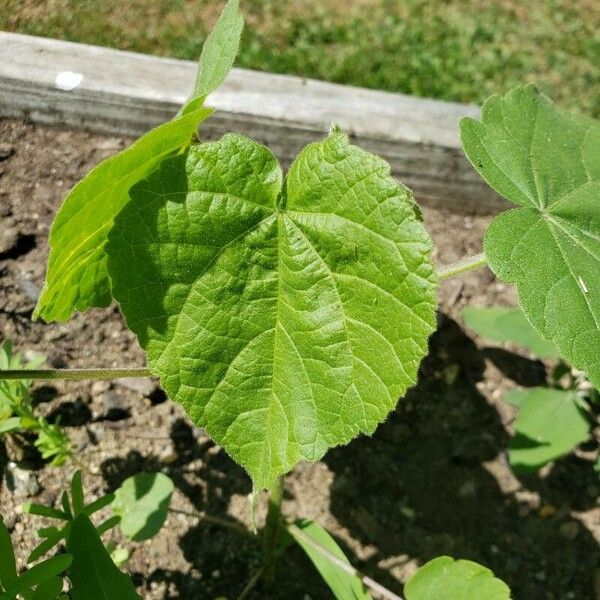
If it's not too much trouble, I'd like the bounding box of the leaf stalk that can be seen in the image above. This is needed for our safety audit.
[0,368,153,381]
[437,252,487,281]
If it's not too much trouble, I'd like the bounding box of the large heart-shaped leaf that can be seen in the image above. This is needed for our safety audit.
[404,556,511,600]
[106,130,436,489]
[460,85,600,387]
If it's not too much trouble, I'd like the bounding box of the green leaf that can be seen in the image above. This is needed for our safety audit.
[27,529,68,565]
[191,0,244,101]
[508,387,590,472]
[23,503,69,521]
[31,576,63,600]
[460,84,600,387]
[34,98,213,323]
[290,520,370,600]
[0,517,17,591]
[82,493,115,517]
[12,555,72,597]
[106,130,436,489]
[70,471,84,516]
[0,417,23,435]
[111,473,174,541]
[404,556,511,600]
[462,307,558,359]
[67,514,140,600]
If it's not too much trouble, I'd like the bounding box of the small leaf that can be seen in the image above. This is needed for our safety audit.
[290,520,370,600]
[404,556,510,600]
[60,492,72,520]
[461,84,600,387]
[0,517,17,590]
[192,0,244,100]
[509,388,590,472]
[106,131,436,489]
[67,514,140,600]
[0,417,23,435]
[34,98,213,322]
[70,471,84,516]
[462,307,558,359]
[23,503,69,522]
[111,473,174,541]
[110,547,130,568]
[12,555,72,597]
[27,528,68,564]
[82,493,115,517]
[95,516,121,537]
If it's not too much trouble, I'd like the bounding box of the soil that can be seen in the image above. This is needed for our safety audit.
[0,118,598,600]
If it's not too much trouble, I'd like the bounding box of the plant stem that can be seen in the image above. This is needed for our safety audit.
[262,476,285,583]
[236,568,264,600]
[437,252,487,281]
[0,368,153,381]
[287,523,404,600]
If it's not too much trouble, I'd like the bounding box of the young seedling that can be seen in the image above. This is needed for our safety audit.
[0,517,71,600]
[463,306,597,473]
[23,470,174,563]
[19,470,175,599]
[2,0,598,597]
[0,341,72,466]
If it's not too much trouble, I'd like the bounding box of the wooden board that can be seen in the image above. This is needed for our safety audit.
[0,32,504,212]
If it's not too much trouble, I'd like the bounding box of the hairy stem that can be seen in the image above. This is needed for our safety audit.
[262,476,285,583]
[0,368,153,381]
[287,523,404,600]
[437,252,487,281]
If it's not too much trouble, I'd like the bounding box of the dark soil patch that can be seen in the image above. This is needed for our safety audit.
[0,119,598,599]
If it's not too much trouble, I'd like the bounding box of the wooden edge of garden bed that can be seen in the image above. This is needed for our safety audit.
[0,31,505,213]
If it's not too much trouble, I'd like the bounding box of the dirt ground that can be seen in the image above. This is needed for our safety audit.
[0,118,598,600]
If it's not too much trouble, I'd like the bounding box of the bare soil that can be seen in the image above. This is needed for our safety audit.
[0,118,598,600]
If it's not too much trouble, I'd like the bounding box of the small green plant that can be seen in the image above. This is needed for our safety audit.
[2,0,598,597]
[5,470,175,599]
[0,342,71,466]
[463,306,597,473]
[0,517,71,600]
[24,470,173,563]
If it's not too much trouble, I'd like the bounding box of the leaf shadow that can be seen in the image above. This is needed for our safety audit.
[323,313,599,600]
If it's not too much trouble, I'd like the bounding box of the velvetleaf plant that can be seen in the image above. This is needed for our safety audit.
[32,0,439,492]
[1,0,598,596]
[28,20,600,493]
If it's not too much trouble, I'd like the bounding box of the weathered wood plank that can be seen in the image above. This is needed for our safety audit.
[0,32,504,212]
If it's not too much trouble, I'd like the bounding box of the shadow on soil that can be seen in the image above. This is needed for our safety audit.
[98,314,598,600]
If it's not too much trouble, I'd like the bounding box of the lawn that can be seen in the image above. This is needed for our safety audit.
[3,0,599,117]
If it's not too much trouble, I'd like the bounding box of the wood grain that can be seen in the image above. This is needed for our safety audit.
[0,32,504,212]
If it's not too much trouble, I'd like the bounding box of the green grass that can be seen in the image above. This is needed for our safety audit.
[3,0,599,117]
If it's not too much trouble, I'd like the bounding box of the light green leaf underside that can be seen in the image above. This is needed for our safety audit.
[290,520,370,600]
[462,306,558,359]
[106,131,436,489]
[112,472,174,541]
[460,84,600,387]
[404,556,511,600]
[34,98,213,323]
[191,0,244,100]
[508,387,589,472]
